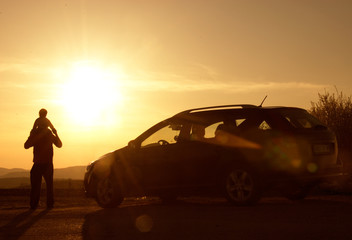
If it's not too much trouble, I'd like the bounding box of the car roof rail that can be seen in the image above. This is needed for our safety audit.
[175,104,258,116]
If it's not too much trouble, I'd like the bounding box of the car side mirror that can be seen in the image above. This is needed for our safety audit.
[128,140,137,150]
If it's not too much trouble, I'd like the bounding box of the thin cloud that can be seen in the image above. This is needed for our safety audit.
[0,60,52,74]
[0,63,25,72]
[0,60,58,90]
[230,81,330,92]
[122,72,329,93]
[0,81,26,89]
[0,80,58,90]
[0,60,330,94]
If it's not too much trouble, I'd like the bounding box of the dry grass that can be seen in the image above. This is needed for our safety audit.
[0,179,91,210]
[0,188,96,210]
[310,89,352,172]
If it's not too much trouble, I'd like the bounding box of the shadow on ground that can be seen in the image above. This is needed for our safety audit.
[82,197,352,240]
[0,209,49,240]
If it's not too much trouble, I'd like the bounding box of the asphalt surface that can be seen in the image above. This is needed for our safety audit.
[1,195,352,240]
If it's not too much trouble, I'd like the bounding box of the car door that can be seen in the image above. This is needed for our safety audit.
[173,139,219,187]
[135,120,184,190]
[176,122,224,187]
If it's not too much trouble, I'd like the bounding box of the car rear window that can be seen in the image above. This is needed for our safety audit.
[280,109,324,129]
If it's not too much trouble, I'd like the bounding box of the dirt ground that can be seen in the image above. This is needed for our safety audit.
[1,192,352,240]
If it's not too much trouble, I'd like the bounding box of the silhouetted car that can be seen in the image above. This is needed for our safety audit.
[84,104,343,208]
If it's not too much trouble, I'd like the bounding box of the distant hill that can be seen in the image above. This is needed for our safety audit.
[0,166,86,189]
[55,166,86,179]
[0,167,28,177]
[0,166,86,180]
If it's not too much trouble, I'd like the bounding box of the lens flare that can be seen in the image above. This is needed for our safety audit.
[135,214,154,232]
[307,163,318,173]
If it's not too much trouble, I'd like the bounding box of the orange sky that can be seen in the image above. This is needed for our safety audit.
[1,0,351,169]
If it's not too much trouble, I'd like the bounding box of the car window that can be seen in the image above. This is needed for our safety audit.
[235,119,246,127]
[203,118,248,139]
[204,122,223,138]
[258,120,272,130]
[234,114,275,132]
[281,109,323,129]
[141,123,182,148]
[286,117,312,128]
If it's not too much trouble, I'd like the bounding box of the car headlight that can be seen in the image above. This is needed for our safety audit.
[86,161,96,172]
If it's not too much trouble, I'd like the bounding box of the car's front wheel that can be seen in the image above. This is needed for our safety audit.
[224,167,261,206]
[96,175,123,208]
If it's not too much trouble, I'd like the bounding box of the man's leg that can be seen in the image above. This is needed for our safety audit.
[30,164,42,209]
[43,163,54,208]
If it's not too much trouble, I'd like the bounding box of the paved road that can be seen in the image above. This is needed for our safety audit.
[1,195,352,240]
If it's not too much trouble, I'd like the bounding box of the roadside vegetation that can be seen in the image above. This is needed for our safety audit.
[310,89,352,173]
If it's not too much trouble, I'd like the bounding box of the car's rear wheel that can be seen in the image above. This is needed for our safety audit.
[224,167,261,206]
[96,175,123,208]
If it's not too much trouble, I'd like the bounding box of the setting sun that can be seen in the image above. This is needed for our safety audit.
[61,61,124,127]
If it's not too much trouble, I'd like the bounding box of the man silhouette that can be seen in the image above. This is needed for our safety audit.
[24,127,62,209]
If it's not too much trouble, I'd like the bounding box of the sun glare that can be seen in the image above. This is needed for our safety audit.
[61,61,124,127]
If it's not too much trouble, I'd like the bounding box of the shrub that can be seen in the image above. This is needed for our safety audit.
[310,89,352,172]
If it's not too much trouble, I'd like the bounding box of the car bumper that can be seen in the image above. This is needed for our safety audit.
[83,171,95,197]
[264,164,345,186]
[286,165,346,186]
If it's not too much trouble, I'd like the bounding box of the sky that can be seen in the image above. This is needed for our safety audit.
[0,0,351,169]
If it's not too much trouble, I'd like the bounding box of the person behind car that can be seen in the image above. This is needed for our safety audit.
[214,122,261,149]
[214,124,229,144]
[190,124,205,141]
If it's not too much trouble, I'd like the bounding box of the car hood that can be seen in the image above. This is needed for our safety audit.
[97,146,129,162]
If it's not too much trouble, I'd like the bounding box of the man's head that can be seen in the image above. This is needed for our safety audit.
[39,108,47,118]
[191,124,205,141]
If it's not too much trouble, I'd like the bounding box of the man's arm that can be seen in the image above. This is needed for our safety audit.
[24,130,36,149]
[53,132,62,148]
[24,135,34,149]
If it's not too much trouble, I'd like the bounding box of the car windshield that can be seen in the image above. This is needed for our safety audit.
[281,109,324,129]
[140,122,182,148]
